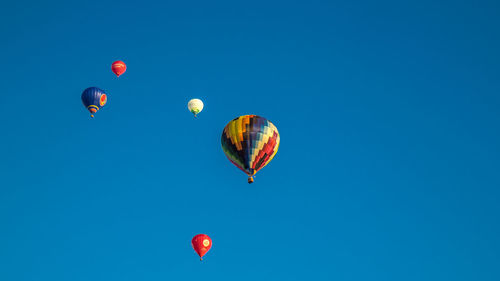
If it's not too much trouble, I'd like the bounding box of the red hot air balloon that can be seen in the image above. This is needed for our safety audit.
[192,234,212,261]
[111,60,127,77]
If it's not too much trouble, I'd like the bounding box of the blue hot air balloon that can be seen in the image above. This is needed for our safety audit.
[81,87,107,118]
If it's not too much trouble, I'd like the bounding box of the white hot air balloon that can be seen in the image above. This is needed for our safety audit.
[188,99,204,117]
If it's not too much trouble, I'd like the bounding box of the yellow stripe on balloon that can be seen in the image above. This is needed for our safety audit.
[238,116,247,142]
[229,119,240,150]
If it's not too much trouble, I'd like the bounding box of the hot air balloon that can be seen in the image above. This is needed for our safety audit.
[111,60,126,77]
[81,87,107,118]
[192,234,212,261]
[187,99,204,117]
[221,115,280,183]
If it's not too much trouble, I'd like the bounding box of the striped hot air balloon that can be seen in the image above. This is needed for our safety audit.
[81,87,107,118]
[221,115,280,183]
[111,60,126,77]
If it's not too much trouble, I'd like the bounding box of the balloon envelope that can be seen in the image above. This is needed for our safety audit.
[111,60,126,77]
[221,115,280,183]
[192,234,212,260]
[187,99,204,117]
[81,87,107,118]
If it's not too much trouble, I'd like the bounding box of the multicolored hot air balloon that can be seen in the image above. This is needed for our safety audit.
[192,234,212,261]
[221,115,280,183]
[111,60,126,77]
[187,98,204,117]
[81,87,107,118]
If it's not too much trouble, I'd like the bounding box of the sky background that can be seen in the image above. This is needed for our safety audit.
[0,0,499,280]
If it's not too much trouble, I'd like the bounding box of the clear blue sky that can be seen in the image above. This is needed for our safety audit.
[1,1,499,280]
